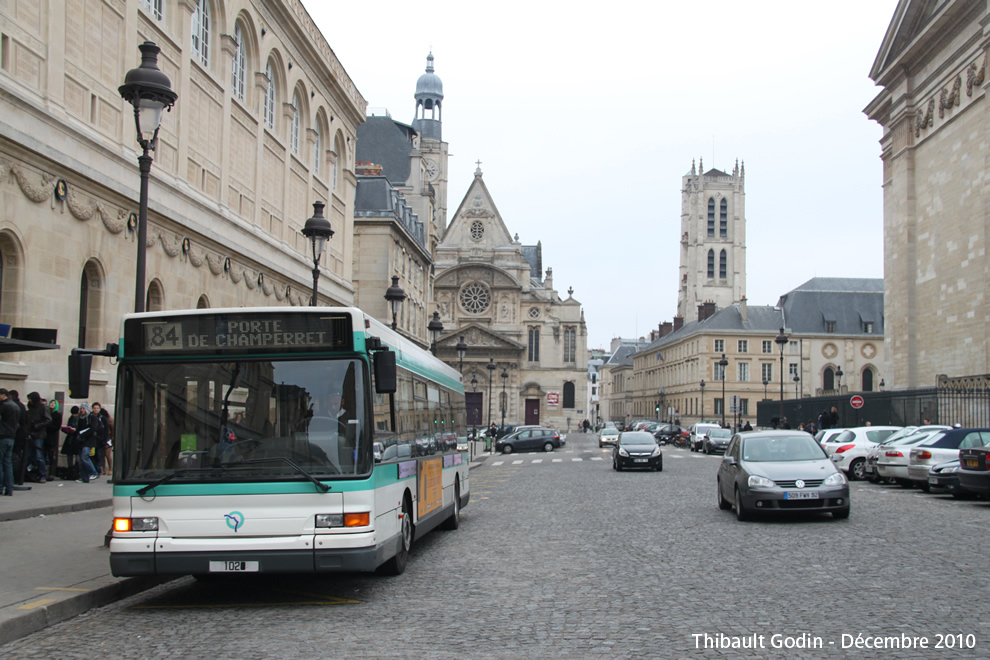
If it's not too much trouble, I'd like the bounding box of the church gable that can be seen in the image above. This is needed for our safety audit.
[870,0,948,80]
[437,324,524,352]
[442,170,514,250]
[435,264,521,290]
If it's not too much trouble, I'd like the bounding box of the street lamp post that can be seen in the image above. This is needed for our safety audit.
[300,201,334,305]
[486,358,496,446]
[762,377,769,400]
[658,386,665,422]
[699,380,705,422]
[427,311,443,355]
[793,374,800,399]
[456,335,467,374]
[470,376,478,441]
[879,378,885,391]
[718,353,728,427]
[384,276,405,330]
[118,41,177,313]
[775,327,788,424]
[500,368,508,433]
[836,366,844,393]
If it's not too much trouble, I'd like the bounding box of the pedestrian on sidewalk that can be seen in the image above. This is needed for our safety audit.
[98,405,113,477]
[0,388,18,496]
[60,405,80,480]
[76,402,99,483]
[10,390,27,484]
[45,398,62,477]
[25,392,51,483]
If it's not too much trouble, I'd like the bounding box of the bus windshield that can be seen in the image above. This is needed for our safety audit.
[116,357,370,483]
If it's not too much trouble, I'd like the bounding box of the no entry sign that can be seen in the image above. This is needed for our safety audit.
[850,395,865,409]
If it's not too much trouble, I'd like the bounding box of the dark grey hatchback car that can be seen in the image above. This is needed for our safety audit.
[612,431,663,471]
[717,431,850,521]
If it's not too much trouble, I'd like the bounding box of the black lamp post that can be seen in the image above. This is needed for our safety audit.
[699,380,705,422]
[456,335,467,373]
[118,41,177,313]
[762,377,769,400]
[384,275,405,330]
[471,376,478,440]
[428,311,443,355]
[486,357,496,431]
[500,367,509,432]
[836,366,844,393]
[794,374,800,399]
[879,378,885,391]
[300,201,333,305]
[718,353,728,427]
[658,387,665,423]
[774,327,788,423]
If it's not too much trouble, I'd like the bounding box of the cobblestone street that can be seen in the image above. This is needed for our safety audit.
[5,432,989,659]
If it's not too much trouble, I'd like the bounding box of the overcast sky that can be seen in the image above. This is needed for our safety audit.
[303,0,899,351]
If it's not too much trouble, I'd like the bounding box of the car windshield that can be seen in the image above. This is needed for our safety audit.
[709,429,732,438]
[742,435,826,462]
[620,432,656,446]
[602,428,618,435]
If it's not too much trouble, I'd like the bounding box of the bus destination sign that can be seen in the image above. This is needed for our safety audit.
[129,313,352,356]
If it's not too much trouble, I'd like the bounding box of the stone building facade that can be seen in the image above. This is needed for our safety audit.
[865,0,989,388]
[677,159,746,318]
[0,0,364,401]
[433,167,588,432]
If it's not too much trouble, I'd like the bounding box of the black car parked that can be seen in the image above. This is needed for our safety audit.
[496,428,561,454]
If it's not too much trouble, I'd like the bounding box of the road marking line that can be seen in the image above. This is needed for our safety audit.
[36,587,90,592]
[552,458,563,462]
[532,459,543,463]
[19,599,57,610]
[590,457,603,461]
[512,460,523,464]
[492,461,504,466]
[571,458,583,462]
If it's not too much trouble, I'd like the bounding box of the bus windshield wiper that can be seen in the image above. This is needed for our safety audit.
[136,466,230,496]
[235,457,331,493]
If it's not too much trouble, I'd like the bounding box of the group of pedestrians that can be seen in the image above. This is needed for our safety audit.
[0,389,113,496]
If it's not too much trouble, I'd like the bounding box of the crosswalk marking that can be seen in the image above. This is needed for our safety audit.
[532,459,543,463]
[552,458,562,463]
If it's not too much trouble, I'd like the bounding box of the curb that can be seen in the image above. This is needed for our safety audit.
[0,498,113,523]
[0,574,175,647]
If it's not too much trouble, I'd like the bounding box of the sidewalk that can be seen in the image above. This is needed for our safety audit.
[1,457,493,646]
[0,477,171,646]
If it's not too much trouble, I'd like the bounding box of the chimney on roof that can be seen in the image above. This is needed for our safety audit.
[355,161,383,176]
[698,300,717,322]
[739,296,747,322]
[660,321,673,337]
[673,315,684,331]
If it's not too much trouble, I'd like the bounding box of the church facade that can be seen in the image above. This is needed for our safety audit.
[433,167,589,433]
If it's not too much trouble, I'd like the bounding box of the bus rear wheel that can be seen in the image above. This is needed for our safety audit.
[378,495,413,576]
[441,479,461,531]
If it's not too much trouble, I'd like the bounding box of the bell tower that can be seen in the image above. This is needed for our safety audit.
[412,52,449,239]
[677,159,747,318]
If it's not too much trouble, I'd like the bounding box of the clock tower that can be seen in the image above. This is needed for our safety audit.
[413,52,450,241]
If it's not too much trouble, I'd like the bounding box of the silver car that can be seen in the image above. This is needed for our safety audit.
[717,431,850,521]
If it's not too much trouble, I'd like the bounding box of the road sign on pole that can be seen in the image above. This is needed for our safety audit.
[850,395,865,409]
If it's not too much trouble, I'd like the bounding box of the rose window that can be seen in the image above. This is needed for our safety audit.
[459,282,491,314]
[470,220,484,241]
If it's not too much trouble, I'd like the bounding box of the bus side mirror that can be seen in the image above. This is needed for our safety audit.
[68,350,93,399]
[374,350,396,394]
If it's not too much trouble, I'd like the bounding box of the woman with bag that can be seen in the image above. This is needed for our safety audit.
[60,406,80,480]
[75,402,99,483]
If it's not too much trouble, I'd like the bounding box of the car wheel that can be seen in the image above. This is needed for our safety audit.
[501,444,513,454]
[543,441,554,452]
[951,491,977,500]
[440,479,461,531]
[378,495,413,575]
[849,458,866,481]
[896,478,914,488]
[832,507,850,520]
[615,460,622,471]
[918,482,930,493]
[717,480,731,510]
[734,488,751,521]
[656,459,663,472]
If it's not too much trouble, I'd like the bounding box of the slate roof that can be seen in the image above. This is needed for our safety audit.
[355,117,416,186]
[644,304,784,353]
[778,277,885,335]
[605,343,644,367]
[520,244,541,280]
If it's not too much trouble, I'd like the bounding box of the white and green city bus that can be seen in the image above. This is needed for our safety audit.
[69,307,468,577]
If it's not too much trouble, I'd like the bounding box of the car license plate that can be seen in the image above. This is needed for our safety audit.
[209,560,259,573]
[966,459,979,468]
[634,458,648,463]
[783,491,819,500]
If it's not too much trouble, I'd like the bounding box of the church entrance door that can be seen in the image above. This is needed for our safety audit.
[466,392,483,430]
[525,399,540,426]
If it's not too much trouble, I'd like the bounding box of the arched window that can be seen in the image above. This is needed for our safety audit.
[290,92,300,154]
[563,382,575,409]
[563,327,576,362]
[720,198,728,237]
[719,250,727,279]
[264,61,276,130]
[231,23,246,101]
[77,261,103,349]
[707,198,715,237]
[707,249,715,278]
[823,367,835,391]
[196,295,210,309]
[146,279,164,312]
[528,327,540,362]
[862,369,874,392]
[332,133,342,191]
[313,121,322,175]
[191,0,210,67]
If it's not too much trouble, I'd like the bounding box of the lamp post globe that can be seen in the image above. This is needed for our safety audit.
[384,276,406,330]
[793,374,800,399]
[718,353,729,427]
[427,311,444,355]
[119,41,177,313]
[455,335,468,374]
[300,201,334,306]
[774,327,788,423]
[762,377,769,400]
[836,366,844,393]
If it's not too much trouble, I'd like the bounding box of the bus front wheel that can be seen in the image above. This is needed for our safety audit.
[378,495,413,576]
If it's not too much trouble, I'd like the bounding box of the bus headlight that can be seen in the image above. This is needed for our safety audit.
[316,514,344,528]
[114,517,158,532]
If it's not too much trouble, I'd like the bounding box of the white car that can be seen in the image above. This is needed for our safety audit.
[875,429,947,486]
[824,426,902,481]
[907,428,990,491]
[689,423,721,452]
[815,428,848,447]
[599,426,620,448]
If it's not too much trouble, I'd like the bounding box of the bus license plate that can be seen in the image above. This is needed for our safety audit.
[784,491,819,500]
[209,561,259,573]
